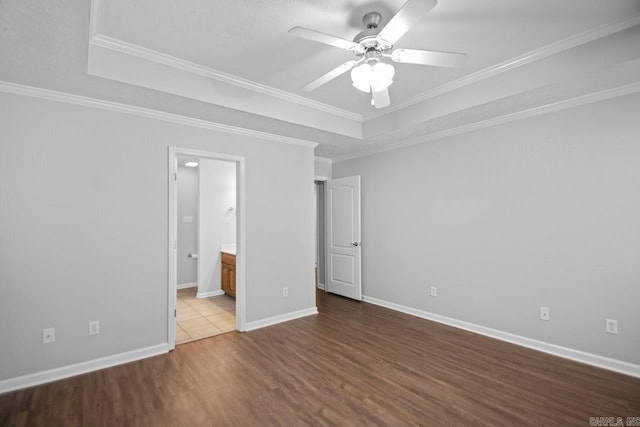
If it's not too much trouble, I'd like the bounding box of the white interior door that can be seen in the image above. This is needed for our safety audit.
[326,175,361,300]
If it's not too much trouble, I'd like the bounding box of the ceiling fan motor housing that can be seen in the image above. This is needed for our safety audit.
[354,12,393,52]
[363,11,382,29]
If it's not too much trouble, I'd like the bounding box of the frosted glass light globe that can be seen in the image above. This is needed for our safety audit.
[350,61,395,92]
[370,62,394,91]
[350,63,373,92]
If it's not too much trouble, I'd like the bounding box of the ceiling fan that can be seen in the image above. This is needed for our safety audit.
[289,0,467,109]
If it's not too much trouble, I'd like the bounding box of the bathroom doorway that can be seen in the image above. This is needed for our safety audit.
[168,148,245,349]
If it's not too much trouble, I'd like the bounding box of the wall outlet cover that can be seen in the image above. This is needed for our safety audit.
[539,307,550,321]
[89,320,100,336]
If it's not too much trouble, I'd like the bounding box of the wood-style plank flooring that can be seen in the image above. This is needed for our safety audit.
[1,291,639,426]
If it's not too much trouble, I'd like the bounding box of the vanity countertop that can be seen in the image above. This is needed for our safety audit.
[220,244,236,256]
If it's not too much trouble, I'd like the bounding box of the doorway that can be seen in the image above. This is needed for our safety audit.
[168,147,246,350]
[322,175,362,301]
[315,180,326,292]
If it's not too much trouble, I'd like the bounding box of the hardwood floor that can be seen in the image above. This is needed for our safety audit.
[1,291,639,426]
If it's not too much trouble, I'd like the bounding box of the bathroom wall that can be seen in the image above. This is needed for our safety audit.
[197,159,237,297]
[177,164,198,286]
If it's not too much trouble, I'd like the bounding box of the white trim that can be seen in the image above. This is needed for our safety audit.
[87,0,359,123]
[364,13,640,120]
[177,282,197,290]
[317,282,326,290]
[88,0,100,39]
[362,295,640,379]
[0,344,168,394]
[89,34,362,124]
[196,290,225,298]
[0,80,318,149]
[334,81,640,163]
[244,307,318,332]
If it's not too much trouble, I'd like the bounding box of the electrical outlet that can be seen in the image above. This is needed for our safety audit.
[539,307,550,321]
[43,327,55,344]
[89,320,100,336]
[430,286,437,297]
[283,287,288,297]
[606,318,618,335]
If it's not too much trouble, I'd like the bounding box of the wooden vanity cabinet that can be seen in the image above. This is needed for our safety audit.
[221,252,236,298]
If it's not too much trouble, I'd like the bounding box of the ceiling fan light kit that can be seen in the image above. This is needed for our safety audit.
[350,61,395,93]
[288,0,467,109]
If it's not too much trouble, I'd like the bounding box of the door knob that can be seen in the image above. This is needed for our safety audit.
[351,242,360,247]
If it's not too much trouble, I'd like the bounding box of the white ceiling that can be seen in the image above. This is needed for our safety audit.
[96,0,639,116]
[3,0,637,160]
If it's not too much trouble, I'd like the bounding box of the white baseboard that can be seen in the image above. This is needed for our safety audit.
[317,282,326,290]
[245,307,318,332]
[362,295,640,379]
[0,343,169,394]
[177,282,197,290]
[196,289,225,298]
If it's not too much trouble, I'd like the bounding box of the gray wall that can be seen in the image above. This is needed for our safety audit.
[177,164,198,285]
[197,159,236,295]
[0,91,316,381]
[314,157,332,178]
[333,93,640,365]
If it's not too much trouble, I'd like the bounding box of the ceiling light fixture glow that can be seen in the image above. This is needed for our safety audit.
[350,61,395,93]
[185,161,199,167]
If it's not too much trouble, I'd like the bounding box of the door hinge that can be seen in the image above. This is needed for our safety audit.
[174,309,176,317]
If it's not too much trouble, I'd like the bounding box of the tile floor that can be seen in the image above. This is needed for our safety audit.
[176,287,236,345]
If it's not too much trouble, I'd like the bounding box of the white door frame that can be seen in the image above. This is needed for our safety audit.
[315,176,329,291]
[168,147,246,350]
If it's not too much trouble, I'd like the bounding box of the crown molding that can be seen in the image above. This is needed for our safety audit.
[334,81,640,163]
[89,34,362,124]
[88,0,360,123]
[364,13,640,121]
[0,80,318,149]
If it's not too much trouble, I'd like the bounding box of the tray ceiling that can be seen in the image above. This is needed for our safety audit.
[86,0,640,158]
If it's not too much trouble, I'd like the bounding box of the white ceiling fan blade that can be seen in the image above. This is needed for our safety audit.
[377,0,437,45]
[372,88,391,109]
[303,60,356,91]
[391,48,467,68]
[289,27,363,53]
